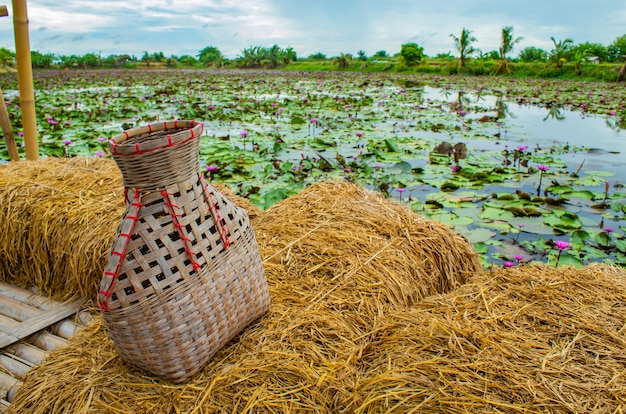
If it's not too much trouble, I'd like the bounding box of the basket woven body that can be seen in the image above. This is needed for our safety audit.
[98,120,270,383]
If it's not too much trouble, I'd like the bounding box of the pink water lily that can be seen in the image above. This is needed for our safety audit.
[553,240,569,268]
[554,240,569,250]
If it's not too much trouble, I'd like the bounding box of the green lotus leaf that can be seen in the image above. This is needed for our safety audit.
[571,230,591,246]
[479,205,515,221]
[385,139,400,153]
[480,220,512,234]
[544,212,583,229]
[569,190,595,200]
[583,170,615,177]
[473,241,489,254]
[594,232,611,246]
[555,253,584,268]
[546,185,573,195]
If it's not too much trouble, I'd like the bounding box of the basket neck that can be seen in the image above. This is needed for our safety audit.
[109,121,203,190]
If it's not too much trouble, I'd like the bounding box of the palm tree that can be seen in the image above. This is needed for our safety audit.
[281,47,297,65]
[500,26,524,60]
[549,37,574,68]
[493,26,524,75]
[263,44,282,68]
[450,28,477,69]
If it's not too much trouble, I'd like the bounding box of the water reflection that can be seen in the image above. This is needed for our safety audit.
[543,105,565,121]
[495,96,515,120]
[421,85,625,178]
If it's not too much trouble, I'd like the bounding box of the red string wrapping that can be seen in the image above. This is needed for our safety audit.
[98,188,144,312]
[161,190,202,271]
[199,174,231,249]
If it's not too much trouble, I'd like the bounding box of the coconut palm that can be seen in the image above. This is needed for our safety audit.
[549,37,574,68]
[450,28,477,69]
[500,26,524,60]
[281,47,297,65]
[493,26,524,75]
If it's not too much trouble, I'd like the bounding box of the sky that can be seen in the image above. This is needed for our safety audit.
[0,0,625,60]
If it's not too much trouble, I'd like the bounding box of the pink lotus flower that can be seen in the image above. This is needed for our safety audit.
[240,130,249,138]
[537,164,549,172]
[310,118,318,124]
[356,132,363,138]
[554,240,569,251]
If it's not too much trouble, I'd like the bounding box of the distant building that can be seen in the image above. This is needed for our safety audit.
[587,56,601,64]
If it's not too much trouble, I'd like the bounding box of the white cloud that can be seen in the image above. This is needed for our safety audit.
[27,5,116,33]
[1,0,624,59]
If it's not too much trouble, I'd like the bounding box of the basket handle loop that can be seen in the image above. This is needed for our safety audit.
[199,174,231,250]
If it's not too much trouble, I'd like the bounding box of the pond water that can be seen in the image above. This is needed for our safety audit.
[419,86,626,180]
[1,74,624,266]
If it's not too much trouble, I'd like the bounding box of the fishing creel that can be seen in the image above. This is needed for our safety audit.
[97,120,270,383]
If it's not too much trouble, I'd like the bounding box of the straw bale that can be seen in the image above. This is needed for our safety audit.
[255,181,482,316]
[0,157,122,300]
[9,265,626,413]
[0,157,261,301]
[352,264,626,413]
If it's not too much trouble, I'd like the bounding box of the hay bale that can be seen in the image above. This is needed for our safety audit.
[9,265,626,413]
[0,157,261,300]
[255,181,482,316]
[0,157,122,300]
[353,264,626,413]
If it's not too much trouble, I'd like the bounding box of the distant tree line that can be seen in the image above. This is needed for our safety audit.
[0,29,624,76]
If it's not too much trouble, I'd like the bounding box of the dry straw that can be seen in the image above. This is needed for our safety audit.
[0,157,259,301]
[3,160,625,412]
[8,265,626,413]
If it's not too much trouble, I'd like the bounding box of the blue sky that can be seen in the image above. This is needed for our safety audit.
[0,0,624,59]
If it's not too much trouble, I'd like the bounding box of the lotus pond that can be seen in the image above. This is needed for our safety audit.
[1,69,625,268]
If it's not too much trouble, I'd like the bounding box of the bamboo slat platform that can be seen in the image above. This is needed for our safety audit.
[0,282,91,411]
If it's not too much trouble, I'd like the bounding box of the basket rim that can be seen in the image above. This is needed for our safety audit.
[109,120,204,156]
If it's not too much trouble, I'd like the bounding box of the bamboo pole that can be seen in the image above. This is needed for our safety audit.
[0,5,20,161]
[0,87,20,161]
[11,0,38,160]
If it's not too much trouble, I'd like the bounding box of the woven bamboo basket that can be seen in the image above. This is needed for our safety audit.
[97,120,270,383]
